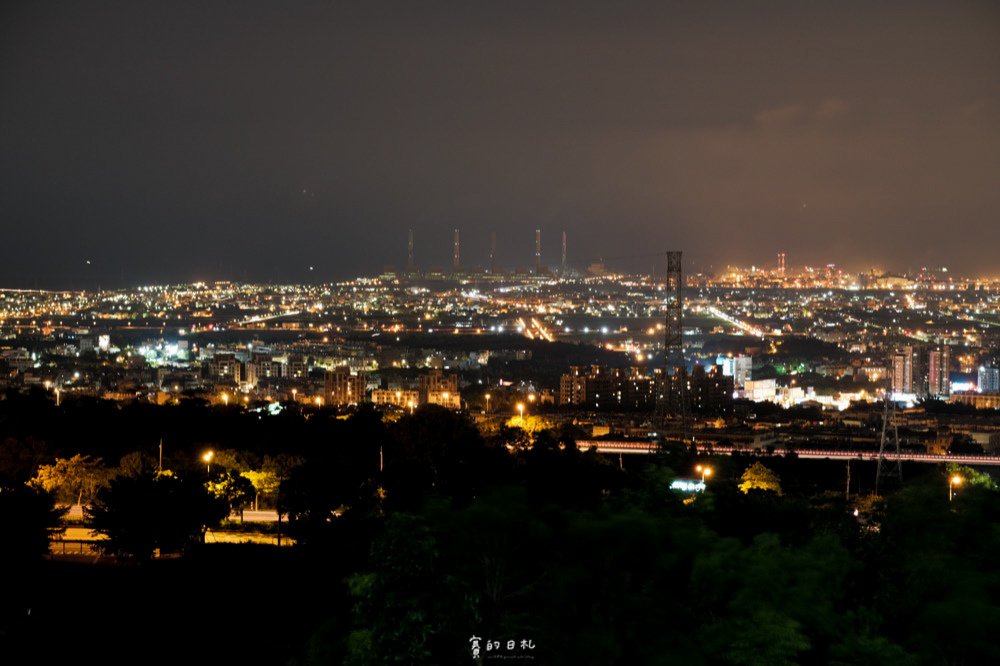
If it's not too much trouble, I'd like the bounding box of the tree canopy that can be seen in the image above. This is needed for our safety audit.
[739,462,783,495]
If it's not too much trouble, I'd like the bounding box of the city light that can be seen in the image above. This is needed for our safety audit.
[949,474,963,501]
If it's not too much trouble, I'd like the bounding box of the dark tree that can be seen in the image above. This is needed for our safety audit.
[209,469,255,521]
[86,473,227,560]
[0,484,65,565]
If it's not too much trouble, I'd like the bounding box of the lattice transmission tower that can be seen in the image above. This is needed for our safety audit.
[655,251,688,441]
[875,363,902,494]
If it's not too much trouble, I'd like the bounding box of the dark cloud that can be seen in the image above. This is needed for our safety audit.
[1,0,998,287]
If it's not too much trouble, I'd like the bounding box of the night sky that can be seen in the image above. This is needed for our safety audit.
[2,1,998,288]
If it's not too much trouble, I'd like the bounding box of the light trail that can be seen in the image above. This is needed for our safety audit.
[707,305,767,338]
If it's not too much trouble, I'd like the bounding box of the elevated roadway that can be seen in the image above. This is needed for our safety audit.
[576,440,1000,466]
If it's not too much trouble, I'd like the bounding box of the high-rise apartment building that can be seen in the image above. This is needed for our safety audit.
[891,346,914,394]
[928,346,950,397]
[719,355,753,389]
[978,366,1000,394]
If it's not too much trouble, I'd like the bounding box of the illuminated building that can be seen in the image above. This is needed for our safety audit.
[426,389,461,409]
[372,389,420,409]
[891,347,914,394]
[207,352,242,383]
[418,369,459,405]
[928,346,950,397]
[282,353,308,379]
[246,353,282,387]
[559,368,588,406]
[657,364,733,415]
[325,366,365,405]
[559,365,655,409]
[951,392,1000,410]
[978,366,1000,394]
[744,378,777,402]
[719,354,752,389]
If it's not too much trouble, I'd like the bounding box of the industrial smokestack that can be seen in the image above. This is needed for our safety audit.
[489,231,497,273]
[407,229,414,271]
[535,229,541,273]
[561,230,567,274]
[453,229,461,271]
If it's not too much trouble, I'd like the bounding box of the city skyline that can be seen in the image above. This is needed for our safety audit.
[2,0,999,288]
[1,229,997,292]
[4,4,999,663]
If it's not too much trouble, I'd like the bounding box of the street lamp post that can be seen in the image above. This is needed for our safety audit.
[695,464,712,483]
[484,393,491,414]
[203,450,214,476]
[516,402,525,427]
[949,474,963,502]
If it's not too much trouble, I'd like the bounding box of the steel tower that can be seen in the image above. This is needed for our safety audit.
[656,251,688,440]
[875,364,902,494]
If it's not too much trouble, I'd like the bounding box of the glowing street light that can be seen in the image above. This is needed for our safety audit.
[221,392,229,406]
[484,392,491,414]
[202,450,214,476]
[949,474,963,502]
[528,393,536,404]
[516,402,525,427]
[407,400,415,414]
[695,464,713,483]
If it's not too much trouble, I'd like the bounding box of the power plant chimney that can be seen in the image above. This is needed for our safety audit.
[535,229,541,273]
[561,230,567,275]
[489,231,497,273]
[407,229,415,272]
[453,229,461,271]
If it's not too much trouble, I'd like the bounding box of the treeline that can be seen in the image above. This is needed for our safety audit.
[2,392,999,665]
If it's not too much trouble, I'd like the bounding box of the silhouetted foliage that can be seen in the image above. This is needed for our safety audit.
[4,394,999,665]
[0,484,65,566]
[86,473,228,560]
[208,469,255,520]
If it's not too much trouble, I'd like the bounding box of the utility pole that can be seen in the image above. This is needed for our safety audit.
[845,459,851,499]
